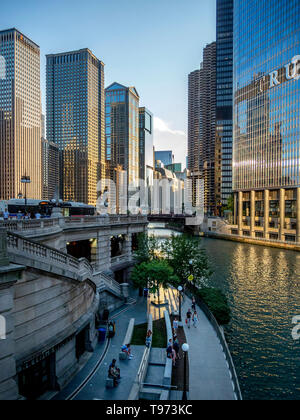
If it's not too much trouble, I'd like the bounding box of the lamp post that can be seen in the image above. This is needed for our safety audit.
[21,175,31,215]
[182,343,189,401]
[178,285,183,322]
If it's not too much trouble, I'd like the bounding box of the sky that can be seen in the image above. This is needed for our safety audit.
[0,0,216,167]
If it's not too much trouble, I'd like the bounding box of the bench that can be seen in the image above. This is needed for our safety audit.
[106,377,114,388]
[119,318,135,360]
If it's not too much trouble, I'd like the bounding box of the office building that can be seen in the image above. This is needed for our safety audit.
[139,107,154,183]
[216,0,234,206]
[41,138,59,201]
[46,49,105,205]
[0,28,42,200]
[155,150,174,167]
[105,83,140,189]
[232,0,300,244]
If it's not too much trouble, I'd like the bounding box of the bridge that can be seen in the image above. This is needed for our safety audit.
[0,215,147,400]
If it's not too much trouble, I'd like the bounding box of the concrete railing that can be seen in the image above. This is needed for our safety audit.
[6,231,94,284]
[119,318,135,360]
[0,215,148,234]
[95,271,122,297]
[128,314,153,401]
[111,254,132,266]
[163,310,173,387]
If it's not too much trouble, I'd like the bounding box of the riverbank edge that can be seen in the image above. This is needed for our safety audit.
[204,232,300,252]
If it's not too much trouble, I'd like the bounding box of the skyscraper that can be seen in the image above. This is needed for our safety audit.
[216,0,234,206]
[0,28,42,200]
[233,0,300,244]
[105,83,140,187]
[188,42,217,215]
[46,49,105,205]
[139,107,154,182]
[41,138,59,201]
[155,151,174,167]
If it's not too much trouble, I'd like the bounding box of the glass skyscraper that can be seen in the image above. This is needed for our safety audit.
[232,0,300,244]
[0,28,42,200]
[139,107,154,182]
[105,83,140,187]
[216,0,233,206]
[46,49,105,205]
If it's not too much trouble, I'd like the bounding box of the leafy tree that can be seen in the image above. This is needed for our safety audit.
[133,233,160,264]
[131,260,180,302]
[224,194,234,213]
[161,234,212,288]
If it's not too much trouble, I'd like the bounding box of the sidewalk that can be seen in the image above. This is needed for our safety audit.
[182,295,236,400]
[53,291,148,400]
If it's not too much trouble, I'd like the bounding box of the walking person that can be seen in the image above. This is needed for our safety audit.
[173,336,181,360]
[192,310,199,328]
[186,308,192,329]
[146,330,152,348]
[173,317,179,336]
[192,297,196,312]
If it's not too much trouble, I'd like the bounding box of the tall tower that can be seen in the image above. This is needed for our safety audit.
[105,83,140,188]
[46,49,105,205]
[233,0,300,244]
[188,43,217,215]
[216,0,234,206]
[0,29,42,200]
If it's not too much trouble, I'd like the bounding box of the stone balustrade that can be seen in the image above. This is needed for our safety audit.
[0,215,148,234]
[7,231,93,283]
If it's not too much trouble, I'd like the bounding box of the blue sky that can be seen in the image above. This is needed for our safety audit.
[0,0,216,165]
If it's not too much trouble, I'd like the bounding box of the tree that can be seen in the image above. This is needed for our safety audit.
[133,233,160,264]
[131,260,180,302]
[161,234,212,288]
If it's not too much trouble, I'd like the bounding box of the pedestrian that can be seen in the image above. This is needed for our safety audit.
[172,346,177,367]
[146,330,152,348]
[193,311,199,328]
[186,308,192,329]
[108,322,115,338]
[192,297,196,311]
[0,211,4,221]
[108,359,121,387]
[173,317,179,336]
[121,343,133,359]
[35,212,41,219]
[173,336,180,360]
[166,339,173,359]
[17,211,22,221]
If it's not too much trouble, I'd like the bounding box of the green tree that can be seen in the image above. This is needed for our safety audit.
[133,233,160,264]
[131,260,179,302]
[161,234,212,288]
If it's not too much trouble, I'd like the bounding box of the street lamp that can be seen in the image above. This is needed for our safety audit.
[178,285,183,322]
[182,343,189,401]
[21,175,31,215]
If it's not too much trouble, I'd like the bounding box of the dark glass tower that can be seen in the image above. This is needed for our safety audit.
[233,0,300,244]
[216,0,233,206]
[46,49,105,205]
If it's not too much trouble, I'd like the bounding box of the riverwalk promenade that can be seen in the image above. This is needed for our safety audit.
[51,287,237,400]
[182,295,236,400]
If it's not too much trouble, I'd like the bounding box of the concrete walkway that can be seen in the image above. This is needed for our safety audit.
[53,291,148,401]
[182,295,236,400]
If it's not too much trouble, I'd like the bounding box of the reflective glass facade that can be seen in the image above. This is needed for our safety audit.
[46,49,105,205]
[139,107,154,181]
[216,0,233,205]
[0,29,41,200]
[105,83,139,186]
[233,0,300,191]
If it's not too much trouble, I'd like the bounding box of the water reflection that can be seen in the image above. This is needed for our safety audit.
[149,225,300,400]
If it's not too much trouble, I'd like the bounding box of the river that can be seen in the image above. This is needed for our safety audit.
[149,225,300,400]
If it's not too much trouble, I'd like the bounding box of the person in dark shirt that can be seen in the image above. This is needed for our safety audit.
[186,308,192,329]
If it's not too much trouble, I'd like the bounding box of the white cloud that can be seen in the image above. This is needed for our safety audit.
[154,117,186,137]
[153,117,187,167]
